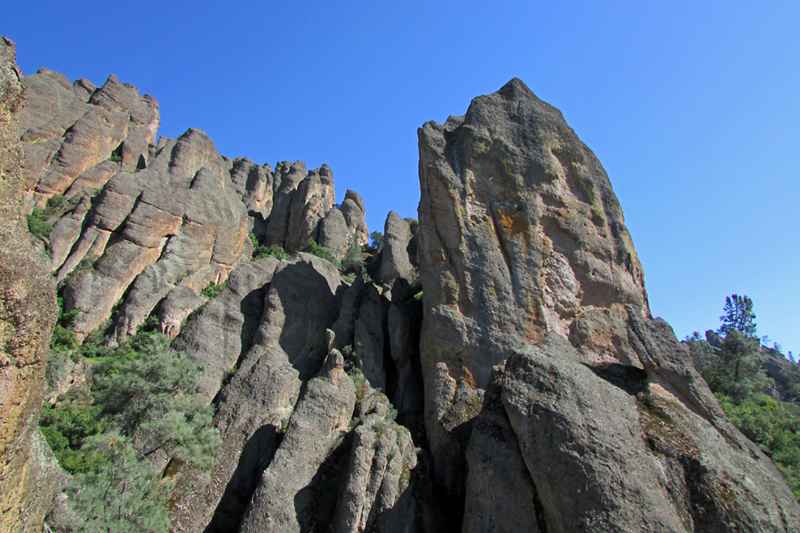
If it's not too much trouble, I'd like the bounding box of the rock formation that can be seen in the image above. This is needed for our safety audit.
[416,78,800,530]
[2,36,799,532]
[0,37,59,533]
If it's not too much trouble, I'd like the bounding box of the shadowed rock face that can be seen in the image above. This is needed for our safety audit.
[4,37,799,532]
[417,78,800,530]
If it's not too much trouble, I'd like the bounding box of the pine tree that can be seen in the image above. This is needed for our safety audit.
[719,294,757,338]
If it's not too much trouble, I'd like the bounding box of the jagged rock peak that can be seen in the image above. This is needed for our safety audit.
[417,78,800,530]
[15,62,371,345]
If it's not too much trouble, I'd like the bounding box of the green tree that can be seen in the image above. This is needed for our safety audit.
[341,240,364,273]
[714,330,768,401]
[41,325,220,528]
[719,293,757,338]
[92,347,220,467]
[369,231,383,251]
[68,433,172,533]
[717,394,800,498]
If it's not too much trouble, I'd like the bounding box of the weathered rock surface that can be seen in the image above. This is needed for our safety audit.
[377,211,417,285]
[240,348,355,533]
[16,70,369,348]
[4,36,799,533]
[418,78,800,531]
[0,37,59,533]
[333,388,418,533]
[171,256,344,532]
[21,70,158,204]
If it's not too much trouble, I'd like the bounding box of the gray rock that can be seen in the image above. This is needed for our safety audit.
[501,334,685,532]
[333,388,418,533]
[463,376,542,533]
[318,206,351,259]
[240,350,356,533]
[264,161,308,248]
[172,258,281,401]
[285,164,335,251]
[228,157,274,218]
[387,289,424,417]
[354,283,389,391]
[56,128,251,341]
[171,258,342,532]
[417,77,800,530]
[377,211,415,285]
[342,189,369,247]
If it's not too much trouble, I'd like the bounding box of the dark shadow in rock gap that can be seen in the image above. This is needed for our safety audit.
[293,433,352,532]
[239,286,267,361]
[584,362,648,396]
[204,425,281,533]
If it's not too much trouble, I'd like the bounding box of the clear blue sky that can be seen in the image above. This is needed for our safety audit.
[8,1,799,354]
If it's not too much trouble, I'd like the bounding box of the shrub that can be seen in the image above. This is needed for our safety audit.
[718,393,800,498]
[67,433,172,533]
[27,195,82,242]
[45,349,71,389]
[91,343,219,467]
[305,239,338,266]
[27,207,53,240]
[40,328,220,529]
[40,396,108,474]
[201,281,227,299]
[254,244,289,260]
[249,233,291,260]
[341,240,364,273]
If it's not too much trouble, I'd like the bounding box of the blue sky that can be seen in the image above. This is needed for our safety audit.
[8,1,799,354]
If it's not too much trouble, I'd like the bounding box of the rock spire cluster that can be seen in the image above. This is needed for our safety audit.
[1,38,798,532]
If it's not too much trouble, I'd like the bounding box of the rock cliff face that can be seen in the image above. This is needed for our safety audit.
[2,38,799,532]
[416,78,800,531]
[0,38,59,533]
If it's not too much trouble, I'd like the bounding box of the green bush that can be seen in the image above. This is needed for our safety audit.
[254,244,289,260]
[40,397,108,474]
[27,195,82,242]
[50,296,80,352]
[718,393,800,498]
[67,432,172,533]
[341,240,364,273]
[27,207,52,240]
[40,328,220,529]
[201,280,227,299]
[306,239,338,266]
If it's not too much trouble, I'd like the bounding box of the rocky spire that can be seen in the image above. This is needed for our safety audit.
[417,78,800,530]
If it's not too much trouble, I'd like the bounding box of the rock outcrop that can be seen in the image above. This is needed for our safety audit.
[0,37,58,533]
[3,37,799,533]
[417,78,800,530]
[15,70,370,348]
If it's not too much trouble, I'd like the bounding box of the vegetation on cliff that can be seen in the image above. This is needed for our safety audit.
[41,311,219,530]
[687,294,800,498]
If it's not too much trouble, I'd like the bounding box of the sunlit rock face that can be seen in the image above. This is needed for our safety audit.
[17,69,369,346]
[417,78,800,531]
[0,37,59,533]
[4,32,799,532]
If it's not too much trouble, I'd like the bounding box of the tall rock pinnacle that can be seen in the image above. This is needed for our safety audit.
[417,78,800,531]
